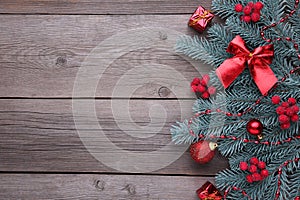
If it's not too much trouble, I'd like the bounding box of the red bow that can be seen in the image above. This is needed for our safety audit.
[216,35,277,95]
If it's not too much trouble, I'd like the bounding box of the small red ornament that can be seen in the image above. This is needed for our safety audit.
[288,97,297,105]
[272,95,281,104]
[249,165,257,173]
[247,119,263,136]
[250,157,259,165]
[235,4,243,12]
[251,12,260,22]
[190,140,217,164]
[254,1,264,10]
[240,161,249,170]
[188,6,214,33]
[243,6,252,15]
[196,181,222,200]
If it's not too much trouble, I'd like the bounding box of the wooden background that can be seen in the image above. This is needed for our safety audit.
[0,0,229,199]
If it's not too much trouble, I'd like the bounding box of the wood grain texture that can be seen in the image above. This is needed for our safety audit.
[0,99,228,174]
[0,15,216,98]
[0,0,211,14]
[0,174,215,199]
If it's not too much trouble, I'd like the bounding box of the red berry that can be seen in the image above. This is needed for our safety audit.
[198,85,206,93]
[288,97,297,105]
[235,4,244,12]
[261,169,269,178]
[286,108,295,117]
[271,95,281,104]
[247,1,254,8]
[191,77,200,85]
[243,15,252,22]
[251,12,260,22]
[254,2,264,10]
[257,161,266,169]
[291,105,300,113]
[191,78,201,92]
[201,74,210,86]
[208,86,216,95]
[243,6,252,15]
[281,102,289,107]
[250,157,259,165]
[201,91,210,99]
[246,174,253,183]
[252,173,262,181]
[249,165,258,173]
[240,161,248,170]
[278,114,290,124]
[280,122,291,129]
[276,106,286,115]
[291,114,299,122]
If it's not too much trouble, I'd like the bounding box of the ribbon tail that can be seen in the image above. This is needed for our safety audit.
[251,63,278,95]
[216,56,246,88]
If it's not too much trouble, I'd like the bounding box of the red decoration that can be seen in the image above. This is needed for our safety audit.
[216,35,277,95]
[235,1,263,23]
[274,98,299,129]
[235,4,243,12]
[188,6,214,32]
[190,75,216,99]
[240,158,268,183]
[196,181,222,200]
[272,95,281,104]
[247,119,263,136]
[190,140,217,164]
[240,161,248,170]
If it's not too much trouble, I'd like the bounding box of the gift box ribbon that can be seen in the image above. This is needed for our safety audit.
[216,35,277,95]
[189,10,211,26]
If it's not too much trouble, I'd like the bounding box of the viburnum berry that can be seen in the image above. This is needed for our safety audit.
[257,161,266,169]
[276,106,286,115]
[240,161,248,171]
[246,174,253,183]
[201,74,210,86]
[198,85,206,93]
[286,107,295,116]
[252,173,262,181]
[272,95,281,104]
[250,157,259,165]
[254,1,264,10]
[235,4,244,12]
[243,6,252,15]
[243,15,252,22]
[281,102,290,107]
[291,114,299,122]
[280,122,291,129]
[247,1,254,8]
[261,169,269,178]
[288,97,297,105]
[249,165,258,173]
[291,105,299,113]
[251,12,260,22]
[191,78,201,92]
[278,114,290,124]
[202,91,210,99]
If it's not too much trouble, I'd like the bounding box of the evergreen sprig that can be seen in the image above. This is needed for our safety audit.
[171,0,300,199]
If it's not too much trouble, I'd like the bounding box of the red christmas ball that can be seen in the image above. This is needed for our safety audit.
[190,140,217,164]
[235,4,243,12]
[247,119,263,136]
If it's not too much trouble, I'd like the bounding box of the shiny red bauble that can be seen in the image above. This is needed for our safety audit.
[246,119,263,136]
[190,140,217,164]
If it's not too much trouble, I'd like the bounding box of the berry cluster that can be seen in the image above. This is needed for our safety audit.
[239,157,269,183]
[190,75,216,99]
[234,1,264,23]
[272,96,299,129]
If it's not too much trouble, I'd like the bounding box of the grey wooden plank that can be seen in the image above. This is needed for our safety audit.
[0,0,211,14]
[0,174,215,200]
[0,99,228,174]
[0,15,215,98]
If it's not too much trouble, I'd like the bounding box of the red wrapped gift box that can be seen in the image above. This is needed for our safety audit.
[188,6,214,32]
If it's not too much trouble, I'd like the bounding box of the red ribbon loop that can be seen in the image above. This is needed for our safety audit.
[216,35,277,95]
